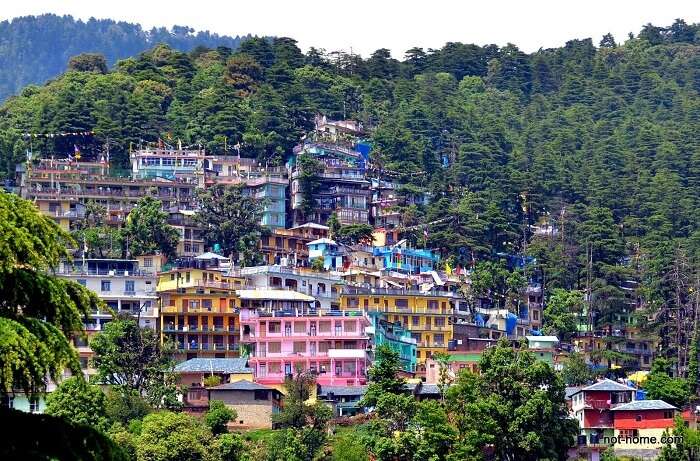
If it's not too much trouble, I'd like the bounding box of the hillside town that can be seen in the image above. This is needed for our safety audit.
[5,114,696,461]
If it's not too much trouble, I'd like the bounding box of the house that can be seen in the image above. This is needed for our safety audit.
[207,380,283,429]
[158,258,245,361]
[240,265,343,310]
[56,258,158,377]
[366,311,417,373]
[258,223,329,266]
[317,385,368,417]
[424,352,482,384]
[307,238,349,271]
[570,379,637,458]
[174,358,253,410]
[526,335,560,367]
[238,290,370,393]
[609,400,677,453]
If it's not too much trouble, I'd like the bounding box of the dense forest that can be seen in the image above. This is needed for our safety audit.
[2,18,700,367]
[0,14,255,101]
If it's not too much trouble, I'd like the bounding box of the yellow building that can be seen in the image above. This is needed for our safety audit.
[158,265,246,362]
[340,287,458,374]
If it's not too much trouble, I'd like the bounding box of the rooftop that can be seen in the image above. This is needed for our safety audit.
[237,289,315,302]
[173,358,252,374]
[526,335,560,343]
[317,385,368,398]
[574,379,636,394]
[209,380,276,392]
[611,400,677,411]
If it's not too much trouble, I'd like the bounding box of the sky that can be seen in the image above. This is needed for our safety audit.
[4,0,700,57]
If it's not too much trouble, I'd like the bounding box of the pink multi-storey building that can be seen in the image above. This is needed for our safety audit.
[238,289,370,389]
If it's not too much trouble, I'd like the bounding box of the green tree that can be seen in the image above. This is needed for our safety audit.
[90,313,179,408]
[561,352,593,386]
[194,184,265,266]
[135,411,217,461]
[335,223,375,245]
[296,153,324,221]
[644,358,691,408]
[205,400,237,435]
[657,417,700,461]
[447,338,578,461]
[123,196,179,258]
[45,376,110,432]
[543,289,584,341]
[68,53,109,73]
[0,191,102,395]
[361,344,406,407]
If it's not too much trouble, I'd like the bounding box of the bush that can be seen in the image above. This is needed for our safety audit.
[205,400,237,435]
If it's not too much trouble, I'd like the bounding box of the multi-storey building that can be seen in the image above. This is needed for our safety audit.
[371,245,440,275]
[258,223,329,266]
[158,257,246,362]
[204,157,288,228]
[16,158,198,232]
[238,290,370,393]
[366,311,417,373]
[289,118,371,227]
[167,210,205,257]
[240,265,344,310]
[340,287,460,374]
[131,147,206,183]
[56,258,158,375]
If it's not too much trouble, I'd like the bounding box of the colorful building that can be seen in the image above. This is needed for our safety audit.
[131,147,206,182]
[158,259,245,362]
[56,258,158,376]
[238,290,370,393]
[366,311,417,373]
[371,245,440,275]
[340,287,459,374]
[258,223,329,266]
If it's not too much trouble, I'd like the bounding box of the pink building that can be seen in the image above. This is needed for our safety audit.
[238,289,370,389]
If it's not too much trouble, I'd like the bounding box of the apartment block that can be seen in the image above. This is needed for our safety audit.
[238,290,370,393]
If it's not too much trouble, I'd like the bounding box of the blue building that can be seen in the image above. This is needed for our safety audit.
[372,245,439,274]
[307,238,349,270]
[367,311,417,373]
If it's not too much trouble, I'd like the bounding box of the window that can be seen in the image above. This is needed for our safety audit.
[269,322,281,333]
[635,415,643,422]
[1,395,14,408]
[100,280,111,292]
[144,257,153,268]
[268,342,281,353]
[77,279,87,286]
[254,390,268,400]
[428,300,438,309]
[533,310,539,321]
[435,317,445,327]
[434,334,444,346]
[412,316,420,326]
[395,299,409,309]
[293,342,306,353]
[124,280,135,293]
[664,410,674,419]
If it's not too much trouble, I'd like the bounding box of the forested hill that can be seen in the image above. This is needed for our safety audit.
[0,14,255,101]
[2,20,700,340]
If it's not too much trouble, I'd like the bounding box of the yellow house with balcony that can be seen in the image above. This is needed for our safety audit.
[340,287,458,374]
[158,266,246,362]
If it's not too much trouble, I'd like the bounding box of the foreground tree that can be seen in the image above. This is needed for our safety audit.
[447,339,578,461]
[270,370,332,461]
[90,313,179,408]
[361,344,406,407]
[194,184,265,266]
[205,400,237,435]
[0,191,102,395]
[45,376,110,432]
[135,411,218,461]
[123,196,179,258]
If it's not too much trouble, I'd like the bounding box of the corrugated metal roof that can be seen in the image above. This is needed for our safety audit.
[173,358,251,374]
[611,400,677,411]
[209,380,274,392]
[318,385,368,398]
[578,379,636,393]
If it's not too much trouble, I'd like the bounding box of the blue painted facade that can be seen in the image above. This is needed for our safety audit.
[372,246,439,274]
[369,311,417,373]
